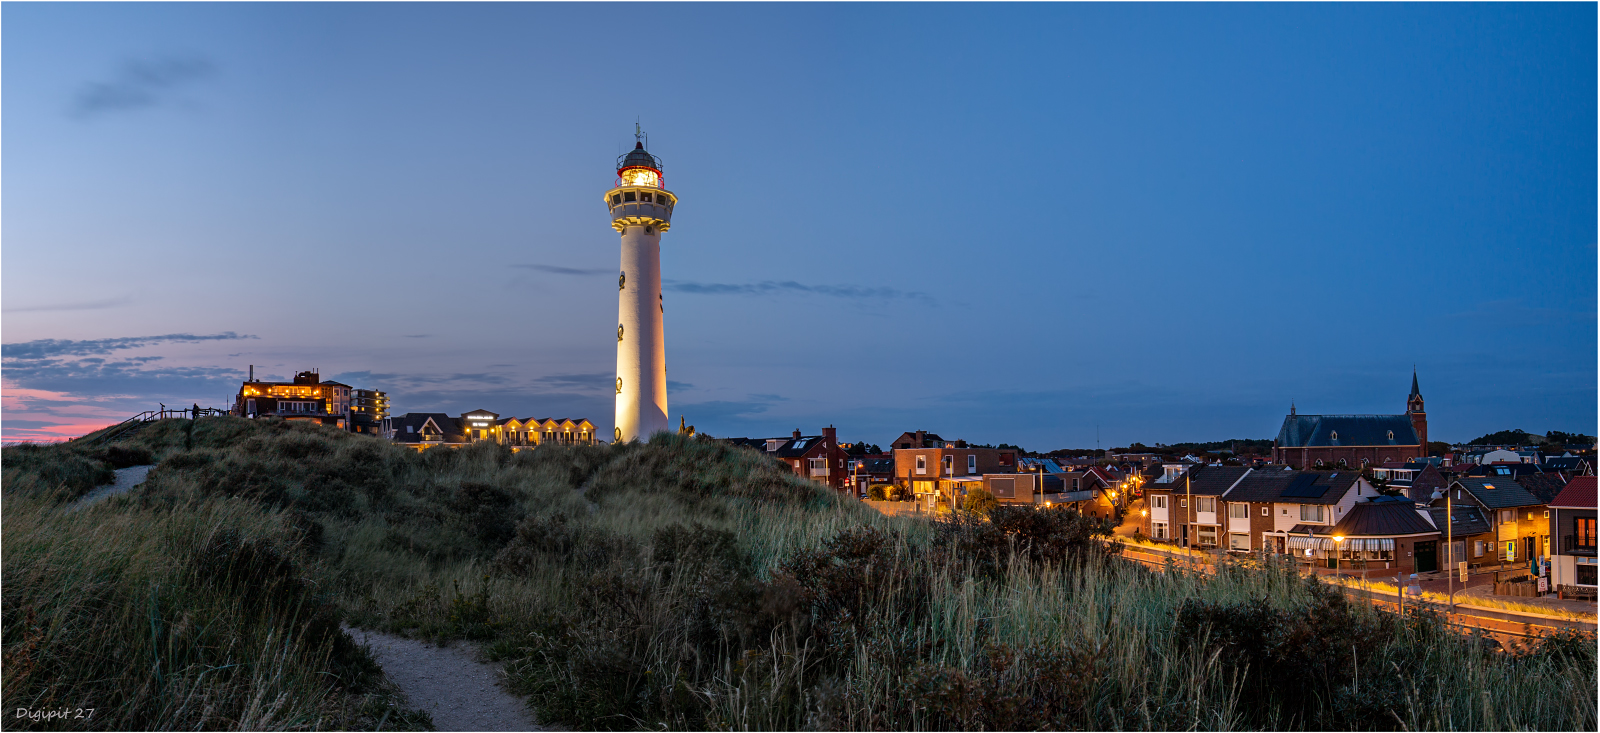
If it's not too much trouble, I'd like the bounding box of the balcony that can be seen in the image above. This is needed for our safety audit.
[1562,535,1597,556]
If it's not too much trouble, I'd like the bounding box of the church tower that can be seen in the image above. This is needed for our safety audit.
[605,128,675,442]
[1406,370,1427,449]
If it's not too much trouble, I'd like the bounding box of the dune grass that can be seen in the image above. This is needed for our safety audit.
[4,416,1595,731]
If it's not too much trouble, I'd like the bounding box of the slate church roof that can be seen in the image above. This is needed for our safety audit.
[1276,414,1419,448]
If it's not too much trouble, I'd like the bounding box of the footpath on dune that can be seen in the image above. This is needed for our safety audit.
[346,627,544,732]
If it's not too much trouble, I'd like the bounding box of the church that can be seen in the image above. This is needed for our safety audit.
[1272,373,1429,469]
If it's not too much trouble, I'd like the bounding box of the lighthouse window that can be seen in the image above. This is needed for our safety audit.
[623,191,636,202]
[611,194,621,205]
[641,192,653,202]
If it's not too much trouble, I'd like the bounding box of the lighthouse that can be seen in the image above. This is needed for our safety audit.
[605,129,676,442]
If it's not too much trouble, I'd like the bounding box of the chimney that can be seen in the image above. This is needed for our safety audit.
[822,425,837,447]
[916,430,926,447]
[249,364,253,382]
[792,429,802,440]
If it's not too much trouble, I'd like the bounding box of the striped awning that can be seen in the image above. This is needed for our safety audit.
[1287,535,1333,551]
[1285,536,1396,552]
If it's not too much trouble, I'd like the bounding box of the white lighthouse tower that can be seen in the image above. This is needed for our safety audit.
[605,129,676,442]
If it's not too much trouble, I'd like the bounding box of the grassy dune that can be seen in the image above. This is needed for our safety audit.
[3,417,1594,731]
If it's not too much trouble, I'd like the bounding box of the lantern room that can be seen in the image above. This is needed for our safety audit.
[616,141,663,188]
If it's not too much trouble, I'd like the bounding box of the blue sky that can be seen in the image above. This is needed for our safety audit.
[3,3,1594,448]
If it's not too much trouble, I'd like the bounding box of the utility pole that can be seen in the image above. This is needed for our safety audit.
[1185,472,1193,549]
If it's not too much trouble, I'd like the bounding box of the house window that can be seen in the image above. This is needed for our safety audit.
[1577,557,1598,586]
[1180,498,1187,508]
[991,478,1016,499]
[1261,506,1269,517]
[1228,503,1249,519]
[1151,495,1167,509]
[1195,497,1216,514]
[1577,518,1597,548]
[407,425,414,433]
[968,455,977,473]
[1300,504,1325,523]
[942,456,954,476]
[1500,509,1515,524]
[1474,540,1485,558]
[1229,533,1250,551]
[1152,522,1168,539]
[916,456,927,475]
[1197,526,1219,547]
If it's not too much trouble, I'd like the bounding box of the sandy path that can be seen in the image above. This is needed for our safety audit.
[346,627,542,732]
[74,464,155,509]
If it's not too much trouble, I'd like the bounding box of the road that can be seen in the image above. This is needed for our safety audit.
[1116,542,1597,643]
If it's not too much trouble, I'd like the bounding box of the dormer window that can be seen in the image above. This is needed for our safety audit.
[1330,431,1338,441]
[1388,430,1395,440]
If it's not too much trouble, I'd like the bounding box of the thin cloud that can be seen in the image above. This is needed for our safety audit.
[1,332,257,360]
[512,264,612,276]
[71,55,215,118]
[664,279,934,303]
[3,295,133,313]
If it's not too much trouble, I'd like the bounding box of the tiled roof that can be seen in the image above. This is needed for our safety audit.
[1515,474,1569,505]
[776,436,823,457]
[1450,477,1541,510]
[1544,456,1588,472]
[1148,465,1251,496]
[1275,414,1419,448]
[1332,501,1438,537]
[1424,505,1492,537]
[1224,469,1359,505]
[1549,476,1596,509]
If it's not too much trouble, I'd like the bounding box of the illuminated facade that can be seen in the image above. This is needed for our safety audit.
[384,410,597,451]
[606,129,676,442]
[233,369,347,428]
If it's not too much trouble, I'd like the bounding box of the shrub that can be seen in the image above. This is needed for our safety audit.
[867,484,888,501]
[961,487,999,516]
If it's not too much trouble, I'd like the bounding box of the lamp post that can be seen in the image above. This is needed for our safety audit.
[1432,487,1456,613]
[1334,535,1345,579]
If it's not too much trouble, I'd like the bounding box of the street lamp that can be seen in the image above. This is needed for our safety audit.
[1333,535,1345,579]
[1432,487,1455,612]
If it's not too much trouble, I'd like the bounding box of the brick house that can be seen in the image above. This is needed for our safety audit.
[1271,373,1428,468]
[1371,461,1448,503]
[1321,497,1442,577]
[895,444,1017,513]
[1215,469,1377,555]
[1141,465,1252,548]
[847,454,895,497]
[1432,477,1548,566]
[1548,476,1597,593]
[729,427,851,492]
[889,430,945,450]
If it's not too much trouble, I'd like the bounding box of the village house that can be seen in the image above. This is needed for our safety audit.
[893,442,1017,513]
[1210,468,1380,556]
[383,410,597,451]
[727,427,851,492]
[1320,496,1442,577]
[1432,477,1548,566]
[1547,476,1597,598]
[1141,464,1252,548]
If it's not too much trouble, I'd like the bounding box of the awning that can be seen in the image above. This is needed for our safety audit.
[1287,535,1333,551]
[1341,538,1396,551]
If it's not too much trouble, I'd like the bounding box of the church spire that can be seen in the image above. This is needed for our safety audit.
[1410,368,1421,398]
